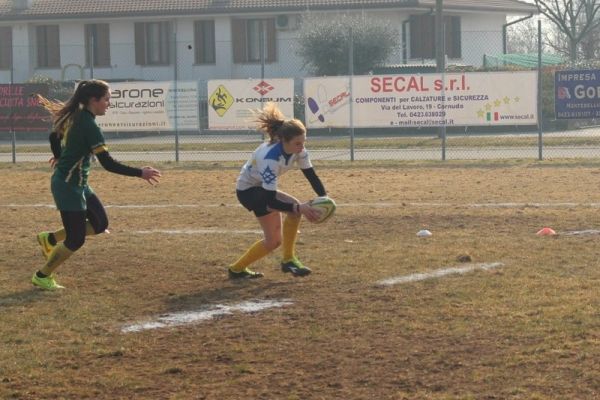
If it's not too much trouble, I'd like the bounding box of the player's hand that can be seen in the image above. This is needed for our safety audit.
[141,166,161,185]
[299,202,322,222]
[48,157,58,169]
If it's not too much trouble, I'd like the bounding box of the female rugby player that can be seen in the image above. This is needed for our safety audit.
[229,102,327,279]
[32,79,161,290]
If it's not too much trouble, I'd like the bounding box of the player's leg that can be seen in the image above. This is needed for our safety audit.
[32,211,86,290]
[36,193,107,259]
[85,193,109,235]
[276,191,311,277]
[229,212,281,279]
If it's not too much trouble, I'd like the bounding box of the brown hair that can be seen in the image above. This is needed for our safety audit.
[255,102,306,144]
[37,79,110,138]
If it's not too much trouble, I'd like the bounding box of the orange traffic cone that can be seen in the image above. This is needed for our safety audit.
[536,227,556,236]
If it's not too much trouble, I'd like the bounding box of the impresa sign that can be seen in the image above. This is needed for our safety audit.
[97,81,199,132]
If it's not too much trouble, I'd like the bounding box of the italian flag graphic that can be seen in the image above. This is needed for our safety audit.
[486,112,499,121]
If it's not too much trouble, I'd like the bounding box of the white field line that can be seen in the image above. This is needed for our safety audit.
[560,229,600,236]
[4,202,600,209]
[133,229,262,235]
[375,262,504,287]
[121,299,293,333]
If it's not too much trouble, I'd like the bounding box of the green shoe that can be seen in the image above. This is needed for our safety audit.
[31,273,65,290]
[37,232,55,260]
[228,267,264,279]
[281,257,312,277]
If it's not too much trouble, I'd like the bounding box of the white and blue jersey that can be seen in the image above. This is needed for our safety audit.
[236,141,313,191]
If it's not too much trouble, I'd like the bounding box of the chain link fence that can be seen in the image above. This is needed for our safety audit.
[1,24,599,163]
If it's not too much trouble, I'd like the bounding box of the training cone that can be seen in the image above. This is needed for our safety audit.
[417,229,432,238]
[536,227,556,236]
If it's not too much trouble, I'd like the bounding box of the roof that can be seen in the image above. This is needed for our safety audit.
[0,0,538,21]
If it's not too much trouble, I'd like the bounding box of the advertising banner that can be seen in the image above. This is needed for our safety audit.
[207,79,294,129]
[97,81,199,132]
[0,84,50,132]
[555,69,600,119]
[304,71,538,128]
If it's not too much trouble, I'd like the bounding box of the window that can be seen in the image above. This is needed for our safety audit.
[36,25,60,68]
[194,20,216,64]
[85,24,111,67]
[410,15,461,59]
[135,22,171,65]
[232,18,276,63]
[0,27,12,70]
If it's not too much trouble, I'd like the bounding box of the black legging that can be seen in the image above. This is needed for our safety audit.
[60,193,108,251]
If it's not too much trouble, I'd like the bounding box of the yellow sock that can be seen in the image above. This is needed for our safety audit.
[282,214,301,261]
[230,240,270,272]
[40,243,74,276]
[52,222,97,243]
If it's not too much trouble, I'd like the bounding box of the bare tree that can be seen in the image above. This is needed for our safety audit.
[534,0,600,60]
[507,19,540,53]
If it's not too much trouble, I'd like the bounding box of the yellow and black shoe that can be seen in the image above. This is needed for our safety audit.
[228,267,264,279]
[281,257,312,277]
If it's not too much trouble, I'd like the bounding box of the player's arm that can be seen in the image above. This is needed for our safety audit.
[49,131,62,159]
[93,146,143,177]
[264,189,296,212]
[301,167,326,197]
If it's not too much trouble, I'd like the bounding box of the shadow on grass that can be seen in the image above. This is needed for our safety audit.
[0,288,50,307]
[165,280,296,311]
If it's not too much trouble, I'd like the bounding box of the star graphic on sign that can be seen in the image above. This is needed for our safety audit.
[485,103,492,111]
[503,96,510,104]
[514,96,520,103]
[494,99,502,107]
[477,109,485,118]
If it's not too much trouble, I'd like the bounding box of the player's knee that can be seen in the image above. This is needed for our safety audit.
[94,219,108,234]
[65,235,85,251]
[264,238,281,251]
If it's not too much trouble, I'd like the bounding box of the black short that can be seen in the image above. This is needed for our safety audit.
[237,187,272,217]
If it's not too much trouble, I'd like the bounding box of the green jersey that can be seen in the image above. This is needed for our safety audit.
[54,110,107,187]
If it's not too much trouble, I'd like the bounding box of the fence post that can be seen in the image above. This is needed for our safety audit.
[10,59,15,163]
[173,27,180,162]
[435,0,446,161]
[537,19,543,161]
[349,27,355,162]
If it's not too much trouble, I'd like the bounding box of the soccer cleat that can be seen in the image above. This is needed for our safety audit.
[281,257,312,277]
[37,232,55,260]
[228,267,264,279]
[31,274,65,290]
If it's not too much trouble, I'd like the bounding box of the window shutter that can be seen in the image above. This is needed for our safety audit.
[0,27,12,69]
[47,26,60,67]
[266,18,276,63]
[134,23,146,65]
[232,19,246,63]
[445,16,461,59]
[96,24,110,66]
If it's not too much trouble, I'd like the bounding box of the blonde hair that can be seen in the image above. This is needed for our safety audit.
[255,102,306,144]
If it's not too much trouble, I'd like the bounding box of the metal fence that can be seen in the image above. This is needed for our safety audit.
[1,25,599,163]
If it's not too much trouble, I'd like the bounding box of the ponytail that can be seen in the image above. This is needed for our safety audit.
[255,102,306,144]
[37,79,109,139]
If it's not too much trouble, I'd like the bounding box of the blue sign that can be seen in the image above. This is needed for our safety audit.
[555,69,600,119]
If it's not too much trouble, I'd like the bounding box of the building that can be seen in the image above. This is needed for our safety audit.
[0,0,538,86]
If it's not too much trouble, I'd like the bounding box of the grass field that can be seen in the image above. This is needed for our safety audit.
[1,160,600,399]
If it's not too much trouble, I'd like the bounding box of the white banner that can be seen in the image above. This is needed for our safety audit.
[304,71,538,128]
[208,79,294,129]
[98,81,199,132]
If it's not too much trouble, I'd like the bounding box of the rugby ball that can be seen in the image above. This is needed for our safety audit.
[310,196,336,224]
